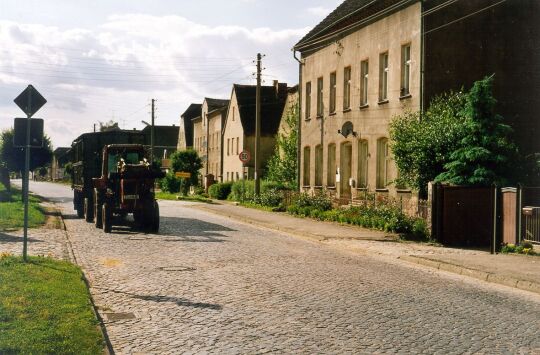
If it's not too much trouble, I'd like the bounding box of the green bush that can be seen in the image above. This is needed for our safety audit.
[208,182,233,200]
[230,180,255,201]
[160,173,181,193]
[292,192,332,211]
[501,242,536,255]
[250,189,283,207]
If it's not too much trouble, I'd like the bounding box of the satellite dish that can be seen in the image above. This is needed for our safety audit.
[340,121,355,138]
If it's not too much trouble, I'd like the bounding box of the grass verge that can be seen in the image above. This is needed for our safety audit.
[156,191,213,203]
[0,255,105,354]
[0,183,45,231]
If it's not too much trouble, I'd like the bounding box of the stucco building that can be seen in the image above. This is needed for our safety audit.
[222,81,288,181]
[294,0,540,199]
[178,103,201,150]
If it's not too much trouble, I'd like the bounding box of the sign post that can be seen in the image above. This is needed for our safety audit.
[238,150,251,203]
[13,85,46,261]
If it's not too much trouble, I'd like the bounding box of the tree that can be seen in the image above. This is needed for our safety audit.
[389,91,468,197]
[0,128,53,173]
[99,120,120,132]
[435,76,519,186]
[265,102,298,187]
[170,149,203,195]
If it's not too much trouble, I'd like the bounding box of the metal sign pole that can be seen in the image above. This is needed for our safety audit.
[22,86,32,262]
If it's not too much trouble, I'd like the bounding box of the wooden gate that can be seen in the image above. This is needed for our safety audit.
[432,185,494,247]
[501,187,518,245]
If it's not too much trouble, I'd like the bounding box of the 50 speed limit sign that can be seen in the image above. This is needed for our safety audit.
[239,150,251,164]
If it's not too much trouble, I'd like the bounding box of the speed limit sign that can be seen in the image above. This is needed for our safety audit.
[239,150,251,164]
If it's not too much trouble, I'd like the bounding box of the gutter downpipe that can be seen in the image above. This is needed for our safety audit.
[293,49,303,192]
[420,0,425,113]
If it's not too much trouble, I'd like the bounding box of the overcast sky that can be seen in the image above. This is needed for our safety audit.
[0,0,341,148]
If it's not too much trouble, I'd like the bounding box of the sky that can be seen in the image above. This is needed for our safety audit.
[0,0,342,148]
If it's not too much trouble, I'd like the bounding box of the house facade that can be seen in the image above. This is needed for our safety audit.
[222,82,288,182]
[203,98,229,182]
[295,1,421,199]
[178,103,201,150]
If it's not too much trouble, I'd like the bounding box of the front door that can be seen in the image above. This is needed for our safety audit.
[340,142,352,198]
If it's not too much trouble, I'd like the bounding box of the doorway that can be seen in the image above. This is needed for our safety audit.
[340,142,352,198]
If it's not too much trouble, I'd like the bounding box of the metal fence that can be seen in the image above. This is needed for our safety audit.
[523,206,540,244]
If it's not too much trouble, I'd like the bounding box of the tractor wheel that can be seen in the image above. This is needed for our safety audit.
[102,203,112,233]
[93,190,102,228]
[84,197,94,222]
[150,201,160,233]
[75,192,84,218]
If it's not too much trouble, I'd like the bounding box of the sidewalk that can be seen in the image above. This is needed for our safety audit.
[193,201,540,296]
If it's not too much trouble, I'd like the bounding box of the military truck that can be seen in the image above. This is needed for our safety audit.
[70,131,162,230]
[93,144,164,232]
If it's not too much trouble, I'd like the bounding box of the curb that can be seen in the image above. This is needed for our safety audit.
[58,210,115,355]
[194,204,396,243]
[399,255,540,296]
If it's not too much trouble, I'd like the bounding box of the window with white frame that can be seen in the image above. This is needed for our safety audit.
[376,138,390,189]
[343,67,351,110]
[379,52,389,102]
[357,140,368,188]
[305,81,311,120]
[401,44,411,97]
[317,77,323,117]
[360,60,369,106]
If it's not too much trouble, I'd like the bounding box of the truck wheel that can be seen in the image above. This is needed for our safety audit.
[102,203,112,233]
[76,202,84,218]
[84,197,94,222]
[151,201,160,233]
[94,203,103,229]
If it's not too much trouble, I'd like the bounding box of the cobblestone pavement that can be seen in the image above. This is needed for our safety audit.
[19,182,540,354]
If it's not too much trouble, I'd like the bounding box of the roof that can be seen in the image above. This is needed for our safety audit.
[294,0,415,52]
[204,98,229,112]
[53,147,70,156]
[181,103,202,119]
[233,83,288,136]
[141,125,179,147]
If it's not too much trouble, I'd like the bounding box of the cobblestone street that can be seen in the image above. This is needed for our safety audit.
[13,182,540,354]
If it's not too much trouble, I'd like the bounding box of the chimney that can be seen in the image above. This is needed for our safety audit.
[273,80,279,97]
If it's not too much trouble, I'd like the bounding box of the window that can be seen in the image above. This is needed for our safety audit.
[376,138,390,189]
[317,77,323,117]
[236,172,239,180]
[343,67,351,110]
[232,107,235,121]
[379,52,389,102]
[303,146,311,186]
[236,137,239,154]
[227,138,230,156]
[329,72,336,114]
[360,60,369,106]
[315,144,323,186]
[227,172,230,181]
[401,44,411,97]
[305,82,311,120]
[327,143,336,187]
[357,140,368,188]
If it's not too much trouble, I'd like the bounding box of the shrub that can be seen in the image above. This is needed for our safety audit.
[250,189,283,207]
[230,180,255,201]
[292,192,332,211]
[160,173,181,193]
[208,182,233,200]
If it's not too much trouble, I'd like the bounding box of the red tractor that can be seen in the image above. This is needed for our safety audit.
[92,144,164,233]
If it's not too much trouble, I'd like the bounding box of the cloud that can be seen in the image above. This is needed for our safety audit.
[0,16,310,147]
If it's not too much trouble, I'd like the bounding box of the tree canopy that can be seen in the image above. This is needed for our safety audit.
[170,149,203,187]
[265,102,298,188]
[389,91,468,196]
[435,76,519,186]
[0,128,53,173]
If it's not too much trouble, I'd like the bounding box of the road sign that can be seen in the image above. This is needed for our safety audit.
[239,150,251,164]
[14,85,47,118]
[13,118,44,148]
[175,171,191,178]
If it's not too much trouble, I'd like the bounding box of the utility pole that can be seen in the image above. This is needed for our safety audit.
[254,53,262,196]
[151,99,155,164]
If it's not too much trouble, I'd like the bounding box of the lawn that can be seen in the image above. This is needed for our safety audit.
[0,183,46,231]
[0,255,105,354]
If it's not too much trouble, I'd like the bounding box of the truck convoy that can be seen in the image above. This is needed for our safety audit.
[69,131,164,233]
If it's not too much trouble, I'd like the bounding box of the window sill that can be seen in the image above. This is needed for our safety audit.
[378,99,389,105]
[399,94,412,100]
[329,112,336,116]
[396,188,412,193]
[342,108,351,113]
[356,187,368,191]
[314,185,323,189]
[304,118,311,122]
[316,115,323,119]
[375,188,389,192]
[327,185,336,190]
[302,185,311,189]
[359,104,369,110]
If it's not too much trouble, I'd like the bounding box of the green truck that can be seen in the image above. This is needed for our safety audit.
[70,130,163,232]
